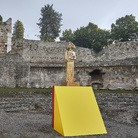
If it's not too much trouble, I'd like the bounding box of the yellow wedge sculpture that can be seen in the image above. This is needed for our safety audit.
[52,86,107,136]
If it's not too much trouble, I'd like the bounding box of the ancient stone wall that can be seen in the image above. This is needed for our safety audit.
[75,65,137,90]
[0,54,29,88]
[99,42,138,61]
[0,23,138,89]
[11,39,67,63]
[11,39,138,64]
[11,39,93,63]
[0,18,12,56]
[29,67,66,88]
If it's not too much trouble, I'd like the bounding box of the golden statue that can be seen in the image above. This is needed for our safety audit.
[62,42,80,86]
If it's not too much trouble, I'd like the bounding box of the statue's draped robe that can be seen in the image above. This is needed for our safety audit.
[65,50,76,83]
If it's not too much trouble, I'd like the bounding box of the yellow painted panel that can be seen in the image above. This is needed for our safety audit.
[54,86,107,136]
[54,88,64,135]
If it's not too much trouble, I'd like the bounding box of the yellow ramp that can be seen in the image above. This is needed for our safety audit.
[53,86,107,136]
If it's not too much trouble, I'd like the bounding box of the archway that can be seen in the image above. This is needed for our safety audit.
[89,69,103,89]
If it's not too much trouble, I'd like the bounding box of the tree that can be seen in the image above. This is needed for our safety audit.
[111,15,138,42]
[13,20,24,39]
[37,4,62,41]
[73,26,91,48]
[60,29,75,42]
[73,22,112,52]
[0,15,3,23]
[91,28,112,52]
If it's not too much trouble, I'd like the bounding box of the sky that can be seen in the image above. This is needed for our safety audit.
[1,0,138,40]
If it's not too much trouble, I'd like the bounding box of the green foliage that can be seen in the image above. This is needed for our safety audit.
[111,15,138,42]
[0,15,3,23]
[73,22,112,53]
[37,4,62,42]
[60,29,76,42]
[13,20,24,39]
[95,51,105,57]
[73,26,91,48]
[60,14,137,52]
[92,28,112,52]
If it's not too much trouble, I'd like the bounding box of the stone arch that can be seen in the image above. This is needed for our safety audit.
[89,69,103,89]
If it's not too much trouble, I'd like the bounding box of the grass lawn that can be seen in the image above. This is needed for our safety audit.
[94,89,138,93]
[0,88,137,93]
[0,88,52,92]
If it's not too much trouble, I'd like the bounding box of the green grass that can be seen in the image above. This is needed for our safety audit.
[94,90,138,93]
[95,51,105,57]
[76,46,80,49]
[0,88,137,93]
[0,88,52,92]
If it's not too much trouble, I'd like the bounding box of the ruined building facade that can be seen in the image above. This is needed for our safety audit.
[0,18,12,56]
[0,18,138,90]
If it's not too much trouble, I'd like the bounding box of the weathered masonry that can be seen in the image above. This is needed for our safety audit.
[0,18,12,56]
[0,18,138,90]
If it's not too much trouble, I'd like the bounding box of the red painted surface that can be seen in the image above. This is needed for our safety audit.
[52,86,54,128]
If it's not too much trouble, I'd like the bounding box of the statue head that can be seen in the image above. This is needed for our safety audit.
[66,42,76,51]
[65,42,76,61]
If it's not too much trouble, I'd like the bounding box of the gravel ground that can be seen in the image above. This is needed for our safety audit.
[0,91,137,138]
[0,111,138,138]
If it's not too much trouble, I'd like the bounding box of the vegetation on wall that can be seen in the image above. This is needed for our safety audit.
[13,20,24,39]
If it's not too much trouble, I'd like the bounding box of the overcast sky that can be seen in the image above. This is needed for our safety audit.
[1,0,138,40]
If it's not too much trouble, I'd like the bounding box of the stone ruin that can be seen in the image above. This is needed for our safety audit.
[0,18,138,90]
[0,18,12,55]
